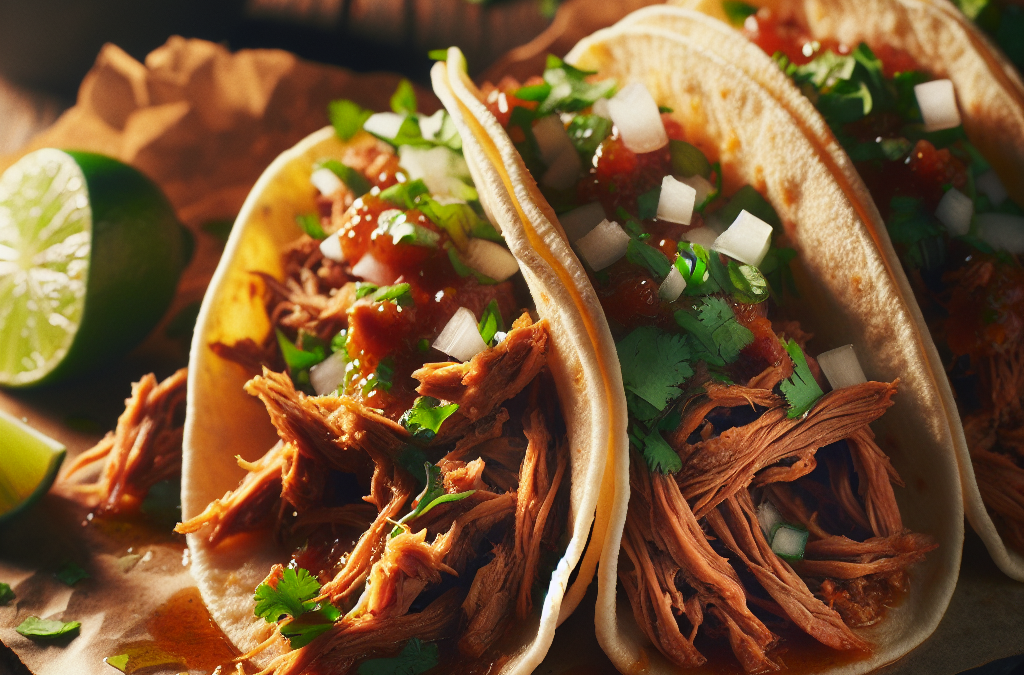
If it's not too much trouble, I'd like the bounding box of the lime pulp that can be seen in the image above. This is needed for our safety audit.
[0,408,66,523]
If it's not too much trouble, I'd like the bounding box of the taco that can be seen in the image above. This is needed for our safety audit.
[176,81,622,674]
[431,24,962,675]
[624,0,1024,581]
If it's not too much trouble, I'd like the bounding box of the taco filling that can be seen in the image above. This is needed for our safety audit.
[735,7,1024,552]
[479,58,936,670]
[176,86,572,674]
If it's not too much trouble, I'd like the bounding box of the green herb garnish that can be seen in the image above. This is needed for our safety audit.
[617,326,693,413]
[358,638,439,675]
[516,55,617,116]
[669,139,713,179]
[780,339,824,418]
[296,213,327,240]
[390,79,418,116]
[16,617,80,639]
[0,583,14,605]
[722,0,758,25]
[362,357,396,396]
[400,397,460,441]
[317,159,372,197]
[55,562,89,587]
[329,99,373,141]
[626,238,672,280]
[253,567,340,649]
[391,462,475,537]
[477,299,504,346]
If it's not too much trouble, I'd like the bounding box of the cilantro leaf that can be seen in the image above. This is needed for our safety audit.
[528,55,617,116]
[317,159,372,197]
[296,213,327,240]
[626,239,672,280]
[380,180,430,210]
[16,617,80,639]
[329,99,373,141]
[277,329,327,374]
[390,79,418,116]
[362,357,396,396]
[722,0,758,25]
[358,638,439,675]
[392,462,474,537]
[55,562,89,587]
[417,197,501,250]
[885,196,945,269]
[0,583,14,605]
[669,139,712,179]
[637,186,662,221]
[254,567,322,623]
[636,427,682,474]
[617,326,693,412]
[378,210,440,249]
[759,245,798,299]
[280,604,342,649]
[400,397,460,440]
[370,283,414,308]
[567,114,612,163]
[477,299,504,346]
[355,282,379,299]
[728,262,770,305]
[780,339,824,418]
[675,297,754,365]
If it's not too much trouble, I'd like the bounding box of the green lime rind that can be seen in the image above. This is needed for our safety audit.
[0,149,190,387]
[0,408,66,524]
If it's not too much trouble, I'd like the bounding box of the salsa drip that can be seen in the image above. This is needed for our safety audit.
[488,64,934,672]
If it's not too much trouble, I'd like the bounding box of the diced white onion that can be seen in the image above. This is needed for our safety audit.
[542,146,582,191]
[658,264,686,302]
[433,307,488,362]
[914,79,961,132]
[757,501,783,541]
[656,175,697,225]
[418,109,445,141]
[817,345,867,390]
[351,253,395,285]
[680,174,714,208]
[712,210,773,267]
[592,98,611,120]
[683,226,719,249]
[935,188,974,237]
[363,112,406,139]
[461,239,520,282]
[976,169,1008,206]
[977,213,1024,254]
[576,218,630,271]
[607,82,669,154]
[399,145,473,201]
[533,115,575,166]
[311,167,344,196]
[310,351,348,396]
[559,202,606,242]
[319,233,345,262]
[771,524,809,560]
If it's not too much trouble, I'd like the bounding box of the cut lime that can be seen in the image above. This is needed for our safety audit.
[0,408,66,523]
[0,149,190,387]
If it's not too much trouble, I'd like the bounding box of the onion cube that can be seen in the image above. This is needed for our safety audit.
[533,115,575,166]
[683,226,719,250]
[680,174,714,208]
[559,202,606,242]
[363,112,406,140]
[712,210,773,267]
[542,145,582,191]
[311,167,344,196]
[461,239,520,282]
[658,264,686,302]
[656,175,697,225]
[817,345,867,390]
[310,351,348,396]
[771,524,809,561]
[592,97,611,120]
[976,169,1008,206]
[576,219,631,271]
[319,233,345,262]
[935,188,973,237]
[433,307,488,362]
[977,213,1024,254]
[607,82,668,154]
[351,252,395,285]
[756,501,783,540]
[914,79,961,132]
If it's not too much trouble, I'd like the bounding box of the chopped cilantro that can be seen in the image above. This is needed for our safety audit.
[370,114,434,149]
[886,196,945,269]
[675,297,754,365]
[390,79,418,116]
[370,283,414,308]
[380,179,430,210]
[722,0,758,25]
[669,139,712,179]
[378,210,440,249]
[0,583,14,605]
[277,329,327,375]
[296,213,327,240]
[759,245,798,298]
[954,0,990,20]
[400,397,460,440]
[780,339,824,418]
[635,427,682,474]
[626,239,672,280]
[355,282,378,299]
[477,299,504,346]
[362,357,395,396]
[254,567,322,623]
[517,55,617,116]
[329,99,373,141]
[392,462,475,537]
[358,638,439,675]
[617,326,693,413]
[55,562,89,587]
[428,49,448,61]
[280,604,342,649]
[728,262,770,304]
[637,186,662,221]
[567,114,612,163]
[16,617,80,639]
[417,197,501,250]
[447,245,499,285]
[658,105,674,114]
[317,159,371,197]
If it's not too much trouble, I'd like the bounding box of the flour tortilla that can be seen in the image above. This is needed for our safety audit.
[180,124,619,669]
[447,23,964,675]
[643,0,1024,583]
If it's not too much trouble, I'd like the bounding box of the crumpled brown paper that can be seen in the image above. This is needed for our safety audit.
[0,36,436,675]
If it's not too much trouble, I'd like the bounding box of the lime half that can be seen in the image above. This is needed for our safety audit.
[0,149,190,386]
[0,408,66,523]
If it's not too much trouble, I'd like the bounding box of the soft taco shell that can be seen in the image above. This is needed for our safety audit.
[638,0,1024,581]
[180,123,619,670]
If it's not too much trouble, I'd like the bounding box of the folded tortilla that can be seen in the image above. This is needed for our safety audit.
[646,0,1024,582]
[440,21,964,675]
[180,111,623,670]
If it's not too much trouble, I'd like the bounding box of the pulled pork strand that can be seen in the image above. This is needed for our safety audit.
[64,368,187,514]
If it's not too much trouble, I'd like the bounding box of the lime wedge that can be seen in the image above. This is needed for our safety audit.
[0,149,190,387]
[0,408,66,523]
